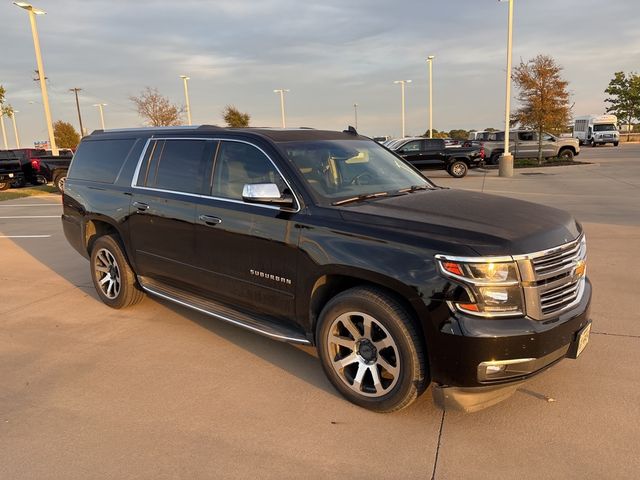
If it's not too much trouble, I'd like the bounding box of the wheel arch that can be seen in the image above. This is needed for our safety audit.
[306,271,427,350]
[83,217,124,256]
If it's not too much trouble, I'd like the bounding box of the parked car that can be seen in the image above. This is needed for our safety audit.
[390,137,484,177]
[0,150,24,190]
[62,126,592,413]
[482,130,580,165]
[8,148,73,192]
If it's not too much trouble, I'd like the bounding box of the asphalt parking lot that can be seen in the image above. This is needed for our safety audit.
[1,144,639,479]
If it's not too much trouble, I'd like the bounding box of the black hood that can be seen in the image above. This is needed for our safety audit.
[338,188,581,256]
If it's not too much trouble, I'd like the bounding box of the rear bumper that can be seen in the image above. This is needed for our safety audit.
[0,172,24,182]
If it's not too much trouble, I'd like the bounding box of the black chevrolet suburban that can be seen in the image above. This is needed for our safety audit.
[62,126,592,413]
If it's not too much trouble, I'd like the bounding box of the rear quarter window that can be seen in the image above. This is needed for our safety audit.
[69,138,137,183]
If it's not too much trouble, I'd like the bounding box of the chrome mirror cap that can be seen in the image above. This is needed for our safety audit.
[242,183,294,208]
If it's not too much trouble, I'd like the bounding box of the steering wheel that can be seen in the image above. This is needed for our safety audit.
[349,172,375,185]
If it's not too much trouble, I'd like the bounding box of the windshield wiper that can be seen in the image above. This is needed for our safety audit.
[332,191,389,206]
[398,185,430,193]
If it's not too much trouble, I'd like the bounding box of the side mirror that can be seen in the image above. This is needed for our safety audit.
[242,183,295,209]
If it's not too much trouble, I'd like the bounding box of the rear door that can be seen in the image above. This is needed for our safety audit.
[128,138,216,286]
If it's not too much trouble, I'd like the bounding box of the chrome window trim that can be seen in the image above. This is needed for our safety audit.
[130,136,301,213]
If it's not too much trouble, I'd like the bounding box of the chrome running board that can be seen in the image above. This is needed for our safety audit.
[138,276,311,345]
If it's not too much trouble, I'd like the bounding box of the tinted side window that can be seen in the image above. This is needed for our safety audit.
[401,140,423,152]
[142,139,207,194]
[212,141,285,200]
[69,139,136,183]
[424,139,444,149]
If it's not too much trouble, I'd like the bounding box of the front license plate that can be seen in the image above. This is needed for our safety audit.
[576,323,591,357]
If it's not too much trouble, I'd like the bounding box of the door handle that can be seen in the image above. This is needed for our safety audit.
[199,214,222,226]
[132,201,149,211]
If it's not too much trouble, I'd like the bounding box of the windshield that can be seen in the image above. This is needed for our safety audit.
[593,123,617,132]
[279,139,432,202]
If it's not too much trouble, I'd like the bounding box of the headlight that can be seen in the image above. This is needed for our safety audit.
[436,257,524,317]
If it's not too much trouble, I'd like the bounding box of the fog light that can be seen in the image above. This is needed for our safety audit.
[485,365,506,376]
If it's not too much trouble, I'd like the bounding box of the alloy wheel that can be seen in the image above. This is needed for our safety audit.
[94,248,121,299]
[326,311,400,398]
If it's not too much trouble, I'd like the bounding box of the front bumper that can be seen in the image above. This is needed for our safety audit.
[428,279,592,394]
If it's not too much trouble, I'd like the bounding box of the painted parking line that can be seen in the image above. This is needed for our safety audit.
[0,235,52,238]
[0,204,61,207]
[0,216,60,219]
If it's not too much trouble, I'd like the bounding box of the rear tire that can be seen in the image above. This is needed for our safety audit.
[53,172,67,193]
[448,160,468,178]
[489,153,501,165]
[316,287,428,413]
[90,234,144,309]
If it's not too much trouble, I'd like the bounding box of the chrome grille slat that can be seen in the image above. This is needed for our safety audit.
[524,235,587,320]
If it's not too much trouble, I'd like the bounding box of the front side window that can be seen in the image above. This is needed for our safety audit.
[400,140,423,152]
[141,139,207,194]
[211,141,286,200]
[281,139,431,201]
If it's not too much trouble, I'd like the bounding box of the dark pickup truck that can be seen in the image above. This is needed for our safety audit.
[7,148,73,192]
[0,151,24,190]
[62,126,591,413]
[389,137,484,178]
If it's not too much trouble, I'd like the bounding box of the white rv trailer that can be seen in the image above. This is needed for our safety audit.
[573,114,619,146]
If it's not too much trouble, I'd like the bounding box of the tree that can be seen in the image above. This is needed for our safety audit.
[54,121,81,149]
[130,87,183,126]
[0,85,5,105]
[512,54,571,164]
[222,105,250,127]
[604,71,640,141]
[448,129,469,141]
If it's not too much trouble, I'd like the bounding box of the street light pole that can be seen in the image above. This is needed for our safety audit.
[0,114,8,150]
[180,75,192,125]
[353,103,358,130]
[499,0,515,177]
[14,2,58,155]
[427,56,435,138]
[393,80,412,137]
[69,88,84,137]
[10,111,20,148]
[273,89,289,128]
[93,103,107,130]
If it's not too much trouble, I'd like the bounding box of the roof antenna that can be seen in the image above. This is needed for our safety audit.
[343,125,358,135]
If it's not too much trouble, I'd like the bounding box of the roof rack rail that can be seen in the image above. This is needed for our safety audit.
[196,124,224,130]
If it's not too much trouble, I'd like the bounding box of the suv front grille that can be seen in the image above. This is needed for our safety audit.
[516,235,587,320]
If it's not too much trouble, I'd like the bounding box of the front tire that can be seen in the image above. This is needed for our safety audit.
[448,160,468,178]
[316,287,428,413]
[613,142,619,147]
[90,234,144,309]
[0,181,9,191]
[558,148,574,160]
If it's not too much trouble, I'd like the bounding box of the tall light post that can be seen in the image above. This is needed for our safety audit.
[427,56,435,138]
[9,110,20,148]
[393,80,412,138]
[69,88,84,137]
[93,103,107,130]
[14,2,58,155]
[353,103,358,129]
[0,113,8,150]
[180,75,192,125]
[273,89,289,128]
[499,0,515,177]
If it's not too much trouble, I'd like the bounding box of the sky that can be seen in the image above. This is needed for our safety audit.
[1,0,639,147]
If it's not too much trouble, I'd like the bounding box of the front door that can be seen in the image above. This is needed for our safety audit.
[193,140,300,321]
